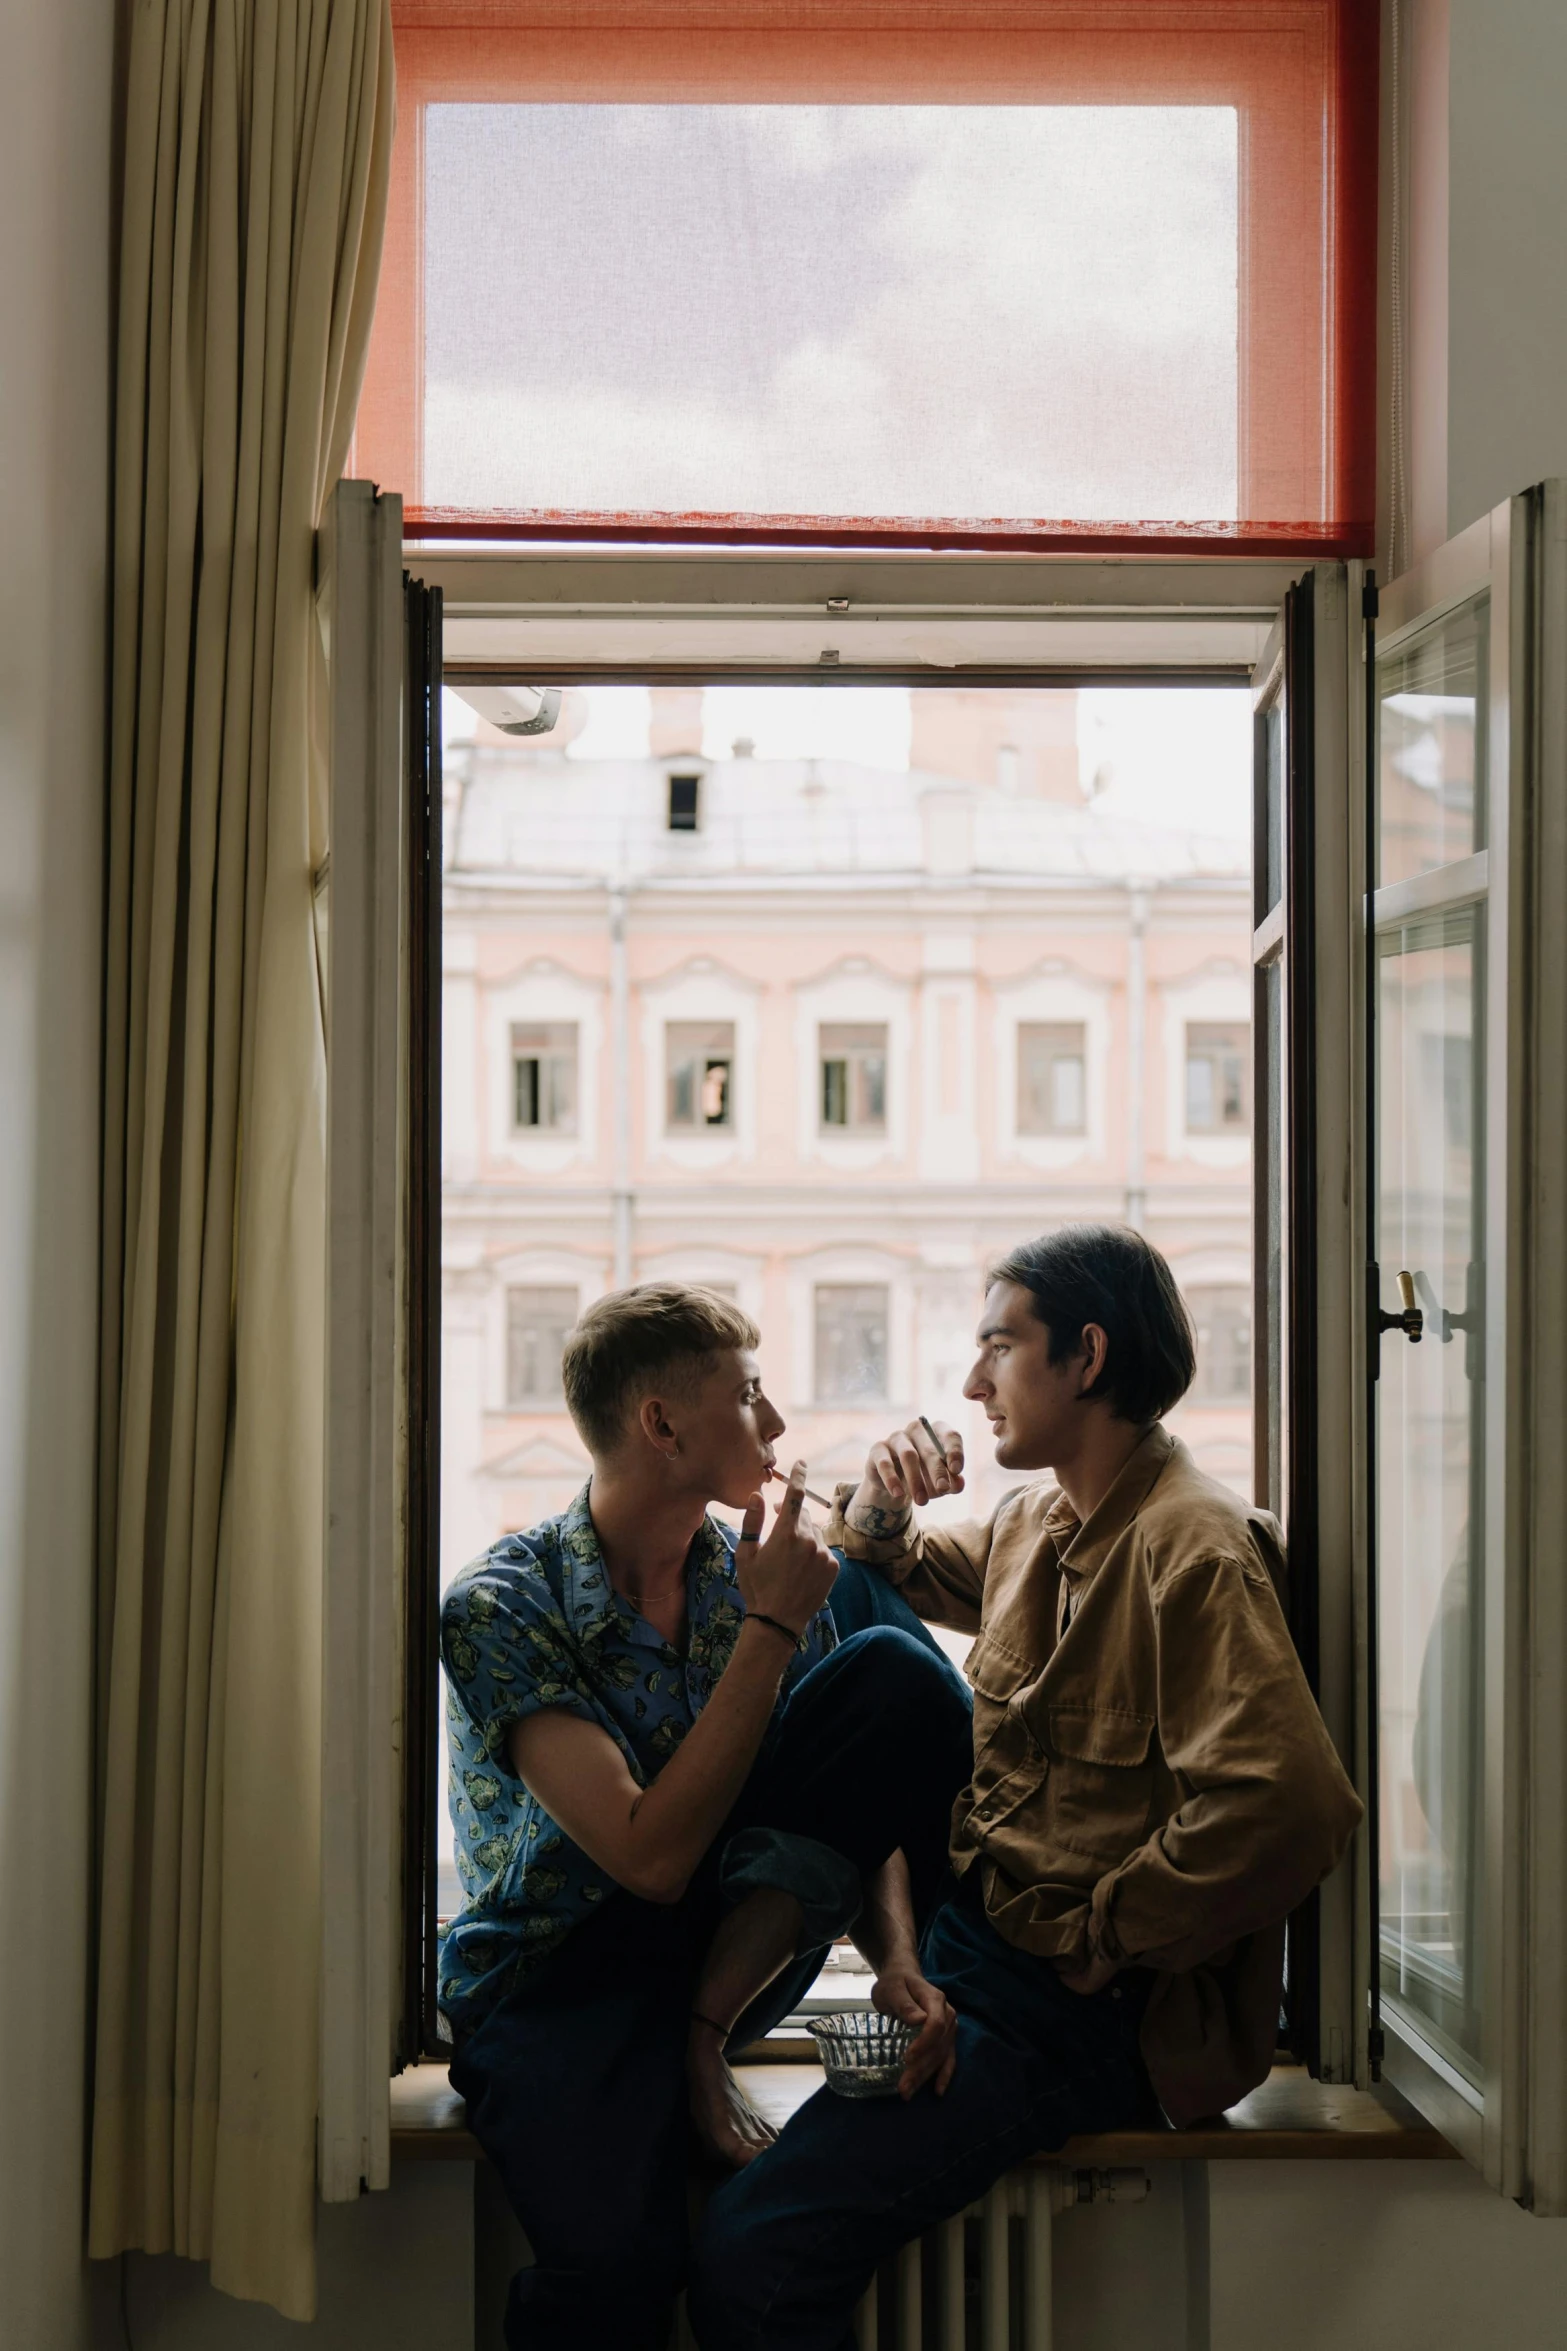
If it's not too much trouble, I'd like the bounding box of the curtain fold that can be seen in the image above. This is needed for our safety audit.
[90,0,394,2317]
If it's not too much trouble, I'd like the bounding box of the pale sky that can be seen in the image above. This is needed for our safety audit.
[443,682,1251,840]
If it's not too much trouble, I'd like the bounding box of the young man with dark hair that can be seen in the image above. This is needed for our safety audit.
[439,1282,972,2351]
[692,1224,1363,2348]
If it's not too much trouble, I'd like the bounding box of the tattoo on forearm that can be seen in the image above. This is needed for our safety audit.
[847,1499,914,1541]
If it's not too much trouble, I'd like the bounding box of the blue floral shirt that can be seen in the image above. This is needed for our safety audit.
[438,1484,838,2029]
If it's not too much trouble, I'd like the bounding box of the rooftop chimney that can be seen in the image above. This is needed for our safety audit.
[650,686,705,759]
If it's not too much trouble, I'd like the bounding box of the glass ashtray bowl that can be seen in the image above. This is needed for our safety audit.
[807,2010,915,2098]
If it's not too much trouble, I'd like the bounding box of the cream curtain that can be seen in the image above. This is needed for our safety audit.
[90,0,393,2318]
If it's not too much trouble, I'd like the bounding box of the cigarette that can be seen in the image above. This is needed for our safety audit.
[768,1467,833,1511]
[919,1416,947,1455]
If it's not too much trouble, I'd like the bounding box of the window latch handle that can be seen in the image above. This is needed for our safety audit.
[1377,1269,1424,1344]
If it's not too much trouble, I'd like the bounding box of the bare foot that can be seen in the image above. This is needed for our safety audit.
[687,2030,779,2170]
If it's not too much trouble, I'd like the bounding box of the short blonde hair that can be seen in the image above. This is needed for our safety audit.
[561,1282,760,1457]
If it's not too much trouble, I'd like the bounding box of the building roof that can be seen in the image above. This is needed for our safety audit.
[446,748,1249,890]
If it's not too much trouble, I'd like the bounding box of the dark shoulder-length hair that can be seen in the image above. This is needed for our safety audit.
[986,1223,1196,1424]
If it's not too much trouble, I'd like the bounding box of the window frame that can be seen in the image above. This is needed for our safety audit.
[1015,1017,1089,1139]
[665,1016,738,1132]
[503,1282,581,1409]
[812,1279,893,1408]
[818,1020,889,1137]
[1184,1281,1253,1405]
[1365,492,1567,2211]
[1183,1018,1251,1136]
[510,1018,580,1134]
[358,2,1378,556]
[397,541,1342,2083]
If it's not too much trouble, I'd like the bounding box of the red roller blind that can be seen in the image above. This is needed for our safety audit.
[360,2,1376,552]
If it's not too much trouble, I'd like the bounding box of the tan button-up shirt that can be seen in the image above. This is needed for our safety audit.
[827,1425,1362,2125]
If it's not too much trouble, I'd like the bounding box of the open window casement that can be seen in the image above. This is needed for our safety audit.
[1252,500,1567,2207]
[1249,560,1372,2095]
[318,481,444,2197]
[360,515,1567,2204]
[1360,485,1567,2211]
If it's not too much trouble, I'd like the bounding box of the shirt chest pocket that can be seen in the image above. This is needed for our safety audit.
[1035,1703,1157,1864]
[965,1635,1037,1764]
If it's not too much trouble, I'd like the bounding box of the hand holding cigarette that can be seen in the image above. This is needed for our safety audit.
[843,1414,967,1533]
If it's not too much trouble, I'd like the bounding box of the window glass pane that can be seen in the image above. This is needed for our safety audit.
[506,1286,579,1405]
[668,773,701,831]
[1376,905,1485,2077]
[814,1284,889,1404]
[1051,1054,1085,1133]
[425,102,1240,530]
[1017,1021,1087,1135]
[512,1021,578,1131]
[666,1019,735,1128]
[1185,1020,1249,1132]
[819,1022,887,1133]
[1376,596,1488,890]
[366,10,1377,551]
[1186,1284,1251,1402]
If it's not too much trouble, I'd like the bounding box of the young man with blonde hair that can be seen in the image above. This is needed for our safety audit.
[439,1282,971,2351]
[693,1224,1362,2348]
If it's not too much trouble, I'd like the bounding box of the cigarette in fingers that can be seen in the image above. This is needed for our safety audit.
[769,1465,833,1511]
[919,1415,960,1491]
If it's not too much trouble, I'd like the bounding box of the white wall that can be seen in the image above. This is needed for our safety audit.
[99,2168,473,2351]
[1399,0,1567,561]
[1210,2160,1567,2349]
[0,0,114,2345]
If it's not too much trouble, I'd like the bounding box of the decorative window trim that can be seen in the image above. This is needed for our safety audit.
[992,958,1110,1171]
[1160,962,1250,1168]
[635,1245,766,1334]
[640,954,761,1169]
[483,1249,594,1415]
[793,958,911,1172]
[785,1245,911,1411]
[480,955,602,1175]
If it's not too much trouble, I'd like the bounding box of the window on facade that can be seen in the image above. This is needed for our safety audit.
[668,773,701,832]
[1186,1285,1251,1404]
[1017,1021,1087,1136]
[505,1286,579,1406]
[1185,1021,1249,1133]
[815,1284,890,1404]
[666,1020,735,1129]
[820,1023,888,1134]
[511,1021,578,1132]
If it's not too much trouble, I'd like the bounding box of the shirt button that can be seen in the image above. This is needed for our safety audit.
[974,1801,995,1821]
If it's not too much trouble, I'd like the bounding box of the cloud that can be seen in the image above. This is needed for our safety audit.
[424,102,1238,521]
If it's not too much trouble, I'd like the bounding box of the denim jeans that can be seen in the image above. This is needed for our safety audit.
[448,1592,973,2351]
[688,1873,1162,2351]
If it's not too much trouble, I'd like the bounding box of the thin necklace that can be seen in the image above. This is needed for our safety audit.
[622,1572,688,1609]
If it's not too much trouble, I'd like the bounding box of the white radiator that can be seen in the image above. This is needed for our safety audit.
[673,2164,1150,2351]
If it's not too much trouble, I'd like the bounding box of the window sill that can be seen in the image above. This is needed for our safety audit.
[388,2060,1459,2167]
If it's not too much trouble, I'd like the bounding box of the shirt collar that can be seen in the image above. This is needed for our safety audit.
[559,1483,617,1636]
[561,1482,735,1652]
[1049,1423,1177,1584]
